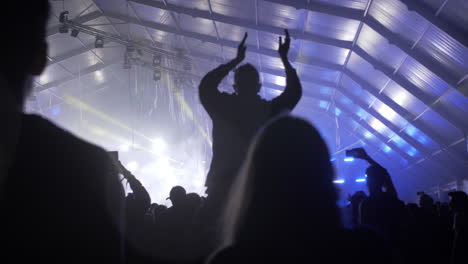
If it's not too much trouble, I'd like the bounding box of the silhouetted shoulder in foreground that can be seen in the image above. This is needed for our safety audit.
[2,114,124,262]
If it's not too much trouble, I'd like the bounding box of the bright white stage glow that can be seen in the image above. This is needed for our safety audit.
[344,157,355,162]
[333,179,345,184]
[151,138,167,154]
[355,178,366,183]
[273,76,286,86]
[119,144,130,152]
[94,70,104,82]
[39,74,49,84]
[126,161,139,172]
[377,104,396,121]
[370,118,386,133]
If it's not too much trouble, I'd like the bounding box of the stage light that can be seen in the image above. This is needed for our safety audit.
[344,157,355,162]
[70,29,79,37]
[151,138,167,154]
[153,69,162,81]
[152,54,162,66]
[95,70,104,82]
[355,178,366,183]
[126,161,139,172]
[333,179,345,184]
[39,74,48,84]
[274,76,286,86]
[119,144,130,152]
[330,157,336,162]
[95,36,104,48]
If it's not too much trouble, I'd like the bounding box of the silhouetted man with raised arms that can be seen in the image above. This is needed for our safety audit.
[199,30,302,211]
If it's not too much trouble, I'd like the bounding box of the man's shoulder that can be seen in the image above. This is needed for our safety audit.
[20,114,109,163]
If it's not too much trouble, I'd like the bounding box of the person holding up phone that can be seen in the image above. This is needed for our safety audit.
[347,148,408,261]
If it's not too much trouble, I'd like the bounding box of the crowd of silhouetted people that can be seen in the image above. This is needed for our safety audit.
[1,1,467,264]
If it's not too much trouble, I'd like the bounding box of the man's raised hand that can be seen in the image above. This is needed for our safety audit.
[278,29,290,59]
[236,32,248,62]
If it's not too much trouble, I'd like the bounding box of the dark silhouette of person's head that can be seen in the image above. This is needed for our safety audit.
[365,165,386,195]
[449,191,468,213]
[187,193,201,208]
[419,193,434,210]
[233,64,261,96]
[1,1,50,105]
[167,186,187,207]
[223,115,339,246]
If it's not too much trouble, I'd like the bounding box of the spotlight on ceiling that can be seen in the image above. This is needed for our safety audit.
[333,179,345,184]
[152,54,162,67]
[70,28,79,37]
[58,11,69,33]
[153,69,162,81]
[94,36,104,48]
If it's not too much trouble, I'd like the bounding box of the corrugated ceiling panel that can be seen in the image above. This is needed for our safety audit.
[84,17,119,34]
[114,22,157,42]
[402,124,439,151]
[357,24,407,71]
[257,30,301,51]
[439,0,468,32]
[364,115,395,139]
[37,64,72,85]
[47,34,86,58]
[304,11,360,41]
[438,88,468,115]
[313,0,369,10]
[371,100,409,129]
[132,2,175,25]
[297,63,340,83]
[211,0,255,20]
[398,56,450,98]
[258,0,307,30]
[95,0,128,15]
[416,109,463,145]
[93,45,127,64]
[389,134,420,158]
[51,0,99,18]
[300,40,349,65]
[59,51,101,74]
[178,14,216,36]
[340,74,362,96]
[421,0,445,10]
[168,0,209,10]
[369,0,429,45]
[347,53,389,89]
[433,93,468,131]
[381,81,426,117]
[189,41,224,59]
[417,26,468,81]
[260,55,284,70]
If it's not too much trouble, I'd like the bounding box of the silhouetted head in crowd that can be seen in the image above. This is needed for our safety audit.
[187,193,201,208]
[449,191,468,213]
[365,165,387,196]
[222,115,339,246]
[167,186,187,207]
[233,64,261,97]
[419,193,434,210]
[349,191,367,205]
[0,1,50,105]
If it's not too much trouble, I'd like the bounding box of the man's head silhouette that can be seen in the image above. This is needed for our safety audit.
[233,64,261,96]
[1,1,50,105]
[167,186,187,207]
